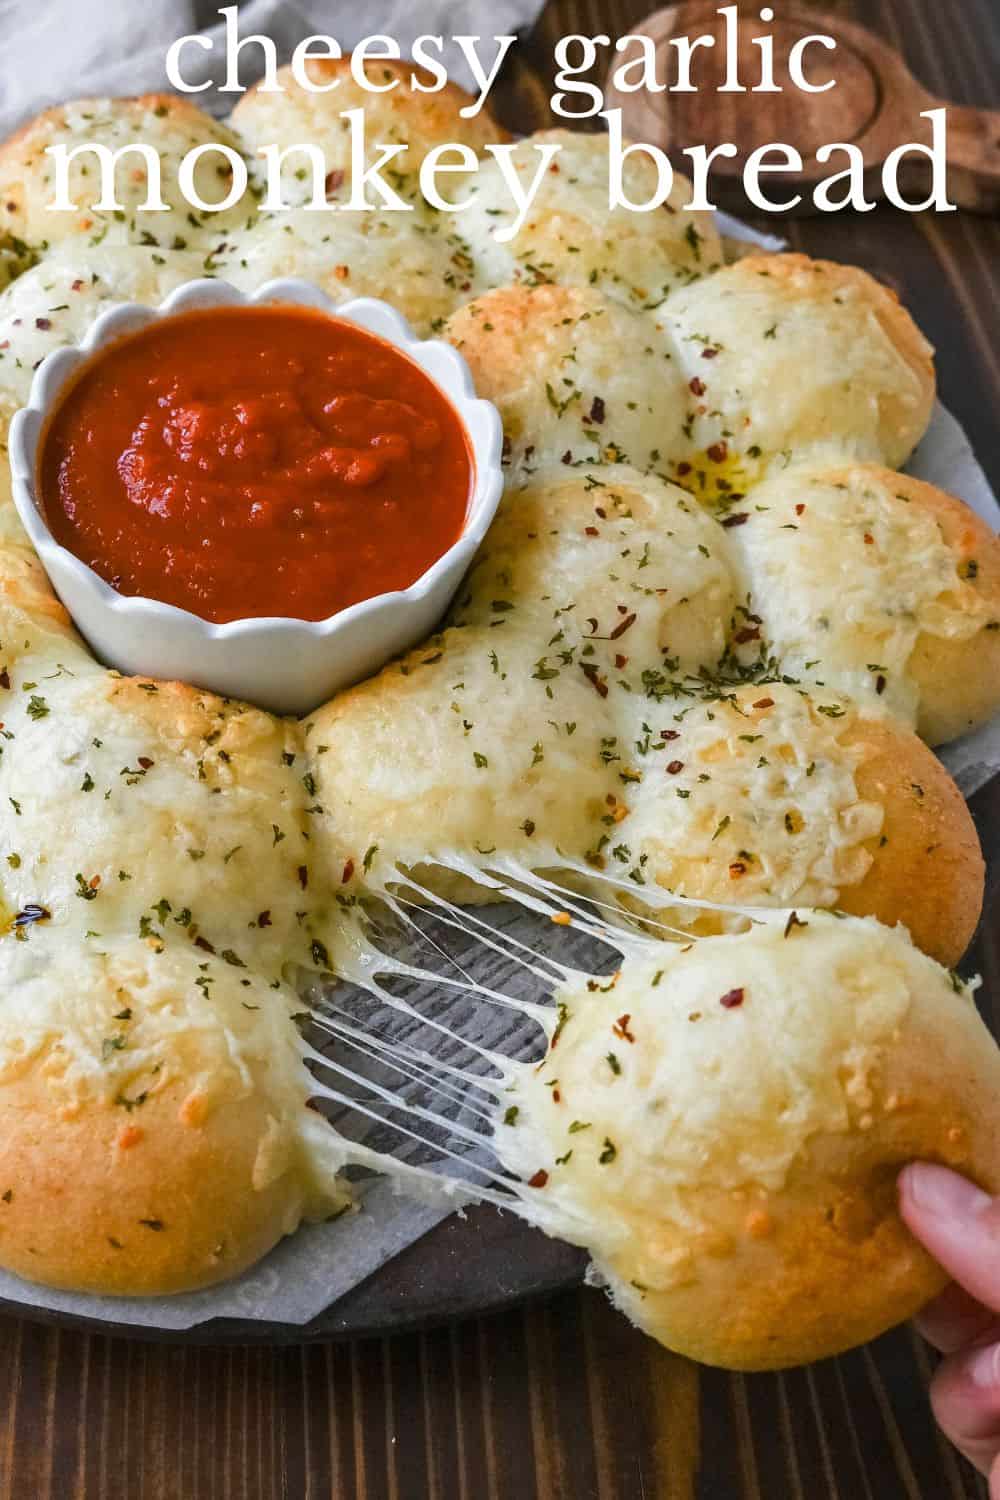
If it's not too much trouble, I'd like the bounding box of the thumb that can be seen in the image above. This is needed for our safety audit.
[899,1164,1000,1313]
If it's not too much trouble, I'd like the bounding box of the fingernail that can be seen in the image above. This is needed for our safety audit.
[965,1341,1000,1391]
[902,1163,993,1221]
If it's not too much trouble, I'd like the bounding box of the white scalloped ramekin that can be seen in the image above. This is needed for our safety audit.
[8,278,504,717]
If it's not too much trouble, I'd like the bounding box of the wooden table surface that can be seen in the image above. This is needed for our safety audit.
[2,0,999,1495]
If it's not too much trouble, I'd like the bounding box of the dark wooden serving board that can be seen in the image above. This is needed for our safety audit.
[605,2,1000,213]
[0,2,998,1497]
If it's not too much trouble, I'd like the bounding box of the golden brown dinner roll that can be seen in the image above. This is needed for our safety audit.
[444,284,688,481]
[0,244,205,416]
[657,254,935,489]
[456,128,722,307]
[0,935,347,1295]
[306,465,739,888]
[495,913,1000,1369]
[231,55,508,203]
[837,713,984,962]
[209,203,472,336]
[724,463,1000,745]
[0,94,254,249]
[624,682,983,966]
[0,523,342,981]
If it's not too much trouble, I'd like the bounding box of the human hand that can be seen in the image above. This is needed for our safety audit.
[900,1163,1000,1493]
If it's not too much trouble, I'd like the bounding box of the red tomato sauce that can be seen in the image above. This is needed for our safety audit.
[39,305,473,623]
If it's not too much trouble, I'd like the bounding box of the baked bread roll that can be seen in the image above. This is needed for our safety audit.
[209,203,470,337]
[456,128,722,306]
[231,56,509,201]
[623,684,983,966]
[445,286,689,482]
[658,254,936,488]
[0,95,254,249]
[0,933,347,1295]
[495,912,1000,1369]
[723,462,1000,744]
[0,243,206,415]
[308,465,738,884]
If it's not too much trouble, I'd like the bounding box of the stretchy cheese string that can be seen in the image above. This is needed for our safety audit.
[298,859,783,1222]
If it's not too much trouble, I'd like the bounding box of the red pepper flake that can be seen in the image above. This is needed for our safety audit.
[0,670,9,690]
[722,512,749,528]
[589,396,606,425]
[258,910,272,928]
[661,729,680,741]
[795,503,806,516]
[614,653,628,670]
[701,347,720,360]
[666,760,685,775]
[876,674,887,696]
[609,612,637,640]
[580,663,609,698]
[35,317,52,331]
[753,697,775,710]
[864,532,874,545]
[613,1014,636,1043]
[341,859,355,884]
[734,627,760,644]
[706,441,728,464]
[297,865,309,889]
[729,861,747,878]
[676,461,692,477]
[552,1088,562,1103]
[527,1169,549,1189]
[594,506,607,519]
[584,526,599,537]
[561,449,573,465]
[689,376,706,397]
[324,169,345,197]
[720,988,745,1009]
[137,756,154,770]
[71,278,85,292]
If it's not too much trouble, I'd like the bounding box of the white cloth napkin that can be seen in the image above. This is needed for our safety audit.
[0,0,545,138]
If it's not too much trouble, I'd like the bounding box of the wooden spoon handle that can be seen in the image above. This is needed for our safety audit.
[897,92,1000,212]
[941,102,1000,183]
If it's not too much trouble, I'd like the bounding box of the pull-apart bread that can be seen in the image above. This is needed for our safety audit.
[0,67,997,1367]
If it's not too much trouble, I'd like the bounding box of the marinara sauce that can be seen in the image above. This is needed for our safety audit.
[39,305,473,623]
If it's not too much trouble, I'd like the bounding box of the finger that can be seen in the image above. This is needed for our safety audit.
[916,1280,1000,1355]
[899,1164,1000,1314]
[930,1340,1000,1478]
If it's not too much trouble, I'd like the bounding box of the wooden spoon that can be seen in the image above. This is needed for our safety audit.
[604,4,1000,214]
